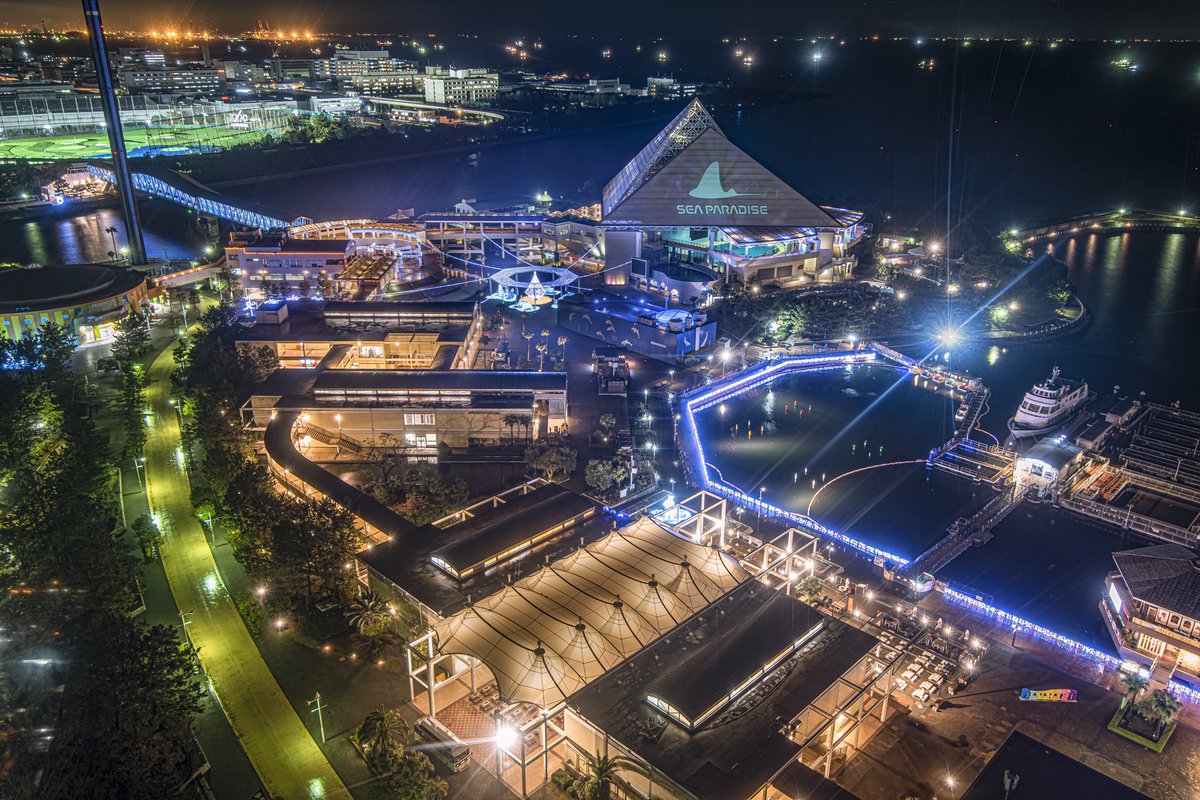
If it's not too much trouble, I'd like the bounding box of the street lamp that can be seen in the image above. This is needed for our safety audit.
[133,455,145,489]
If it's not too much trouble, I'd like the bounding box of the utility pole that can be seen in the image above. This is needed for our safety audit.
[81,0,146,264]
[308,692,326,743]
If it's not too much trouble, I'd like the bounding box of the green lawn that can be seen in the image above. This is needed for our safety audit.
[0,126,271,161]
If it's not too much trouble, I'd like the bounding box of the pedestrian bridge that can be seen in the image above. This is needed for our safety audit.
[87,163,311,230]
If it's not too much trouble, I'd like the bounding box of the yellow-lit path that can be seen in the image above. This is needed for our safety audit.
[143,344,349,800]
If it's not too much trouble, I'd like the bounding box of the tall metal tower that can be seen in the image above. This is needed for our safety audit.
[81,0,147,265]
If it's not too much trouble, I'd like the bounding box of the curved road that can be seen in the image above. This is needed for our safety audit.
[143,343,349,800]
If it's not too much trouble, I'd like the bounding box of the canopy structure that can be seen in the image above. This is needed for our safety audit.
[432,516,748,708]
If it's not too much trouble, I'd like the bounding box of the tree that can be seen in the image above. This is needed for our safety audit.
[1145,688,1182,737]
[577,751,649,800]
[774,304,809,341]
[502,414,524,444]
[585,459,616,493]
[346,591,395,647]
[36,615,205,800]
[1120,671,1148,707]
[131,513,162,561]
[387,752,448,800]
[358,706,411,772]
[796,576,823,601]
[526,440,577,482]
[522,331,534,363]
[598,414,616,436]
[111,309,150,364]
[536,341,549,371]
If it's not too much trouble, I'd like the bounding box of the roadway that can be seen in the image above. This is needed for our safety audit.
[142,342,350,800]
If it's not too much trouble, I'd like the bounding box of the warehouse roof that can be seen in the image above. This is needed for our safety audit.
[429,485,595,577]
[646,588,826,726]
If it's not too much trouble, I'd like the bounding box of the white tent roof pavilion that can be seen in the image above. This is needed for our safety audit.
[432,515,749,708]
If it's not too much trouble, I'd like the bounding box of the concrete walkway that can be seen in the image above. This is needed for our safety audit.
[143,344,350,800]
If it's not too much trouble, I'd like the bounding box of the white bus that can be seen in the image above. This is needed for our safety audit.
[414,716,471,773]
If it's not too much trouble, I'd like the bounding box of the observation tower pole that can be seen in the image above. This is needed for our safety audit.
[81,0,147,265]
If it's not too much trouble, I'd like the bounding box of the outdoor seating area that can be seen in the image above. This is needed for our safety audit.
[873,610,982,709]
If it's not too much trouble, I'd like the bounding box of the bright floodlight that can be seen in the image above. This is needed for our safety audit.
[812,52,823,62]
[496,725,518,750]
[938,328,961,346]
[1179,208,1189,216]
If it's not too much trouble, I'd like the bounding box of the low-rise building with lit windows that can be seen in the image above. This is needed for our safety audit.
[0,263,148,344]
[236,300,482,369]
[1103,543,1200,686]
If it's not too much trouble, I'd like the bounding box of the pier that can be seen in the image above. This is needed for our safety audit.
[1012,208,1200,244]
[928,438,1016,484]
[900,484,1029,584]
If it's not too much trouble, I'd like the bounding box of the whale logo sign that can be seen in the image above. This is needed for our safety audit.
[688,161,755,199]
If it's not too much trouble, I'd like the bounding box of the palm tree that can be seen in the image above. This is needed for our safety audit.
[104,225,119,257]
[502,414,523,444]
[578,751,650,800]
[1120,671,1148,708]
[1148,688,1182,737]
[557,334,568,358]
[536,341,548,371]
[522,331,534,363]
[345,591,393,639]
[358,706,411,769]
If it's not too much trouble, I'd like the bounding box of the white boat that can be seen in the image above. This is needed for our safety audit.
[1007,366,1093,440]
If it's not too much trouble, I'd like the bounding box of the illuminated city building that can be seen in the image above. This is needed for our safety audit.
[601,100,865,300]
[423,66,500,106]
[0,263,148,343]
[1104,544,1200,686]
[236,299,482,369]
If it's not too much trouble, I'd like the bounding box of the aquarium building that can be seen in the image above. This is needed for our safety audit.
[600,100,864,302]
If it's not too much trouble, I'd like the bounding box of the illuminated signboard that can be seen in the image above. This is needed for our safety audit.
[1108,582,1124,614]
[603,129,837,228]
[1019,688,1077,703]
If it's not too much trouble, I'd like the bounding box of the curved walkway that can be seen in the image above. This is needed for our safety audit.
[143,344,349,800]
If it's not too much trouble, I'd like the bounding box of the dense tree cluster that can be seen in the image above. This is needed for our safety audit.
[174,302,366,608]
[0,323,204,798]
[364,458,468,527]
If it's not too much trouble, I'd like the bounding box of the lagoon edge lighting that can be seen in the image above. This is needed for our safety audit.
[678,347,910,565]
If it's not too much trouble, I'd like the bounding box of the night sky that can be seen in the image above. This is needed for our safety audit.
[7,0,1200,40]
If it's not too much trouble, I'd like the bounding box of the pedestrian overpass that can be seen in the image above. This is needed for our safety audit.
[87,163,311,230]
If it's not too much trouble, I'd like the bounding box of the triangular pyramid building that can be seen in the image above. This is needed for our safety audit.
[602,98,837,228]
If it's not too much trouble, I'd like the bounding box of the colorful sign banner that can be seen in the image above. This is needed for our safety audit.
[1019,688,1077,703]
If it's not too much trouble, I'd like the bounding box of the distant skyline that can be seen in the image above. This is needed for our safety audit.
[5,0,1200,41]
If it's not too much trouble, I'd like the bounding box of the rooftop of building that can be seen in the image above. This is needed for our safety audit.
[310,369,567,394]
[229,233,351,254]
[1112,543,1200,620]
[601,99,839,230]
[960,730,1148,800]
[359,491,616,618]
[646,588,827,725]
[236,300,473,344]
[0,263,145,313]
[1020,438,1083,471]
[428,484,596,577]
[569,581,875,800]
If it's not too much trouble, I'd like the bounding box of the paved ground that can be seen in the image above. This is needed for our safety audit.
[143,343,350,800]
[834,639,1200,800]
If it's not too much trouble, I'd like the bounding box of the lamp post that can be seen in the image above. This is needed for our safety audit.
[756,485,766,534]
[308,691,327,742]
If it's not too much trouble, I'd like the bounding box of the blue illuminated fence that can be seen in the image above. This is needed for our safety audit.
[677,349,910,565]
